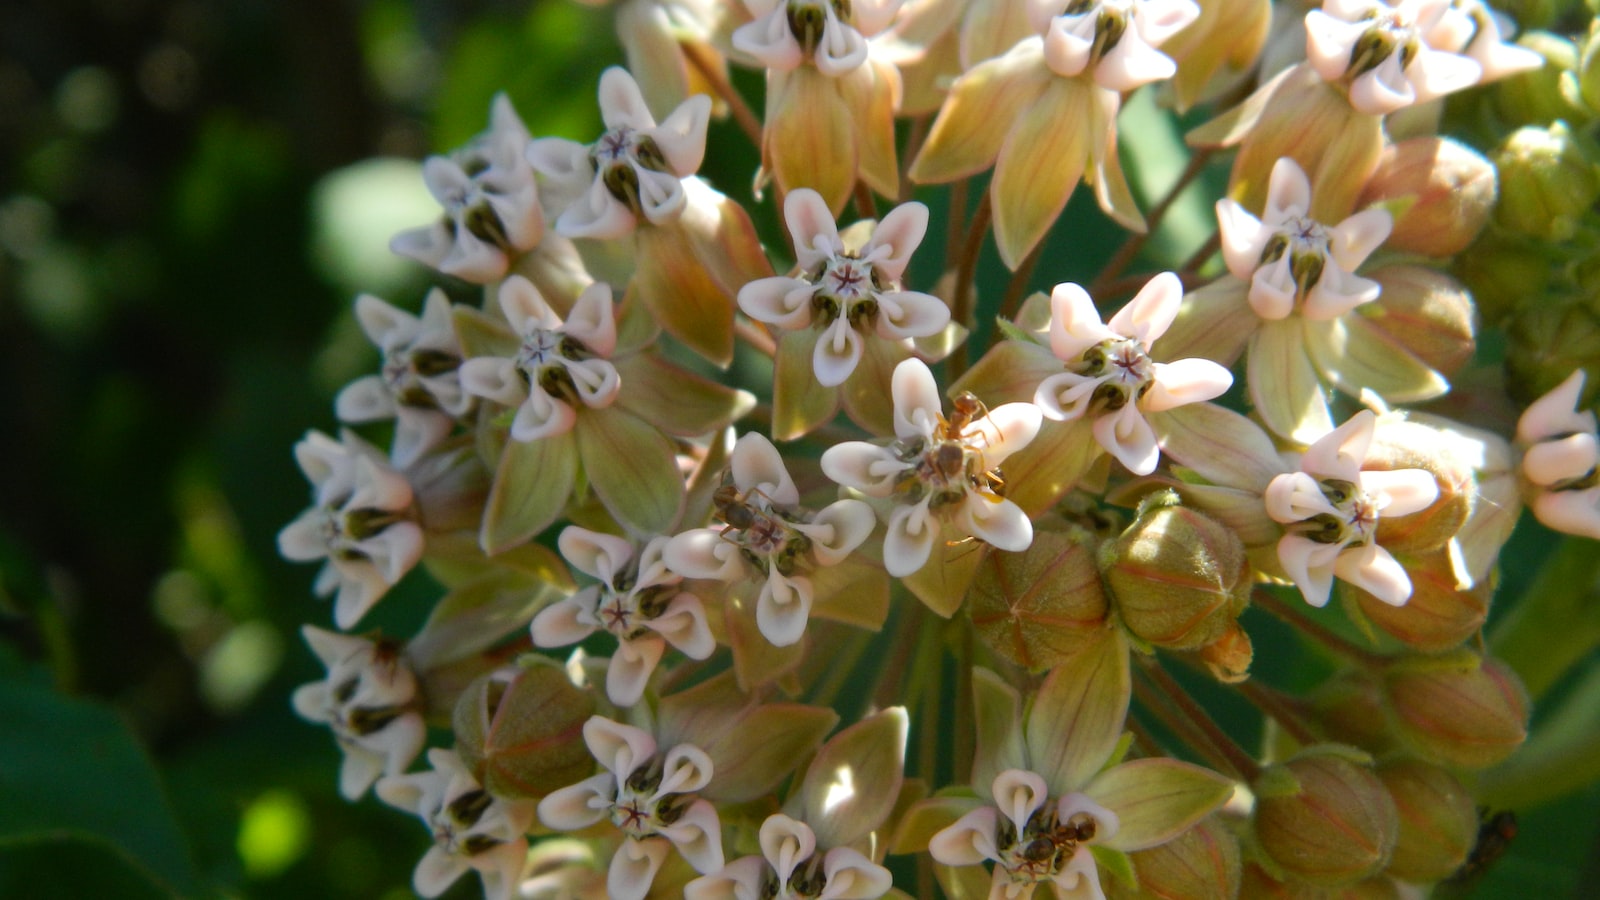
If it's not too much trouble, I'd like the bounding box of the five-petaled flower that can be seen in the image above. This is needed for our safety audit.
[336,289,469,467]
[277,429,424,630]
[291,626,425,800]
[1032,0,1201,91]
[538,716,725,900]
[733,0,906,77]
[1264,410,1440,608]
[1035,272,1233,476]
[459,278,621,443]
[532,527,715,705]
[1516,370,1600,539]
[822,358,1041,577]
[390,94,543,283]
[665,432,876,646]
[684,813,892,900]
[740,188,949,387]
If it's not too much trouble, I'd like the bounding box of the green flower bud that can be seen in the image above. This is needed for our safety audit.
[1382,652,1530,770]
[1099,492,1251,651]
[1493,123,1600,242]
[453,663,596,798]
[1493,32,1581,127]
[1452,229,1553,326]
[1107,815,1241,900]
[1307,671,1398,757]
[1377,758,1479,882]
[1240,864,1401,898]
[1506,295,1600,405]
[967,528,1109,672]
[1360,266,1477,379]
[1361,417,1473,556]
[1357,139,1496,257]
[1252,749,1400,887]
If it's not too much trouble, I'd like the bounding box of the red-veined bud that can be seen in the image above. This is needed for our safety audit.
[1240,864,1401,898]
[968,529,1110,672]
[453,663,596,798]
[1100,492,1251,651]
[1307,670,1397,757]
[1351,547,1489,652]
[1251,748,1400,887]
[1494,122,1600,242]
[1357,139,1496,257]
[1107,814,1242,899]
[1358,266,1477,380]
[1361,415,1473,555]
[1381,652,1530,770]
[1377,758,1479,882]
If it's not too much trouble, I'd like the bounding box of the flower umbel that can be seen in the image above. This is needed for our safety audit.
[733,0,906,77]
[291,626,425,799]
[684,813,892,899]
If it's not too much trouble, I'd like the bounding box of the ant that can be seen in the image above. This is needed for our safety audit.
[711,472,787,554]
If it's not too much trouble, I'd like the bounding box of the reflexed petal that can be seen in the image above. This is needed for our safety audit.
[510,388,577,442]
[650,593,716,659]
[819,846,893,899]
[609,837,671,900]
[583,716,657,777]
[891,357,944,439]
[1328,207,1393,271]
[1215,199,1270,281]
[665,529,747,581]
[960,494,1034,552]
[1094,29,1177,92]
[874,290,950,340]
[1523,433,1600,487]
[1092,403,1160,475]
[820,441,908,496]
[814,318,866,387]
[1263,155,1313,222]
[758,814,817,885]
[1264,471,1340,524]
[1107,272,1184,346]
[798,498,877,564]
[659,799,725,874]
[884,499,939,576]
[459,358,526,408]
[657,743,716,797]
[1302,266,1381,320]
[1362,468,1440,518]
[731,432,800,505]
[1036,371,1104,423]
[738,276,816,330]
[1049,282,1114,361]
[757,572,813,646]
[498,274,561,335]
[684,857,769,900]
[1304,11,1366,82]
[1143,359,1233,411]
[1302,410,1375,482]
[785,189,846,270]
[1532,487,1600,539]
[928,806,1001,866]
[1516,370,1594,443]
[559,526,635,584]
[531,595,600,647]
[1276,534,1341,607]
[1042,12,1095,79]
[1334,542,1412,606]
[863,201,929,281]
[337,376,397,422]
[1409,46,1483,105]
[278,511,330,562]
[608,635,668,705]
[967,401,1042,467]
[536,773,615,830]
[991,769,1050,833]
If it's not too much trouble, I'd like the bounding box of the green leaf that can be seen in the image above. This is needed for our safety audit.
[1025,631,1131,795]
[480,430,576,554]
[0,681,204,898]
[809,558,891,632]
[613,352,755,437]
[1086,758,1236,852]
[798,707,909,848]
[970,668,1026,798]
[992,317,1039,347]
[1090,844,1137,889]
[574,406,684,536]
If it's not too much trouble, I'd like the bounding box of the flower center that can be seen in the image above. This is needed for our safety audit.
[595,559,676,641]
[1059,0,1134,61]
[1289,478,1381,549]
[1347,9,1422,79]
[430,789,501,857]
[515,328,602,404]
[809,253,887,332]
[1073,337,1155,409]
[590,126,670,211]
[383,347,461,408]
[891,394,1006,510]
[1259,217,1333,307]
[713,478,816,577]
[785,0,853,56]
[995,804,1102,885]
[609,758,694,840]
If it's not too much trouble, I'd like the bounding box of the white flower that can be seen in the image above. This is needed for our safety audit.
[664,433,876,647]
[390,94,544,283]
[290,626,425,799]
[335,290,469,467]
[739,188,950,387]
[527,67,711,240]
[1304,0,1484,115]
[1427,0,1542,85]
[1216,157,1392,322]
[277,430,424,630]
[459,278,621,443]
[1516,370,1600,539]
[733,0,906,76]
[538,717,724,900]
[376,748,536,900]
[821,358,1041,577]
[1264,410,1440,608]
[684,813,892,900]
[929,770,1120,900]
[1032,0,1201,90]
[1034,272,1233,475]
[531,528,714,706]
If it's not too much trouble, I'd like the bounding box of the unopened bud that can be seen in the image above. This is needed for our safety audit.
[1240,864,1401,898]
[1353,547,1489,652]
[1307,670,1396,756]
[1505,297,1600,405]
[1452,229,1553,326]
[1100,492,1251,651]
[453,663,596,798]
[1357,139,1496,257]
[1362,416,1473,555]
[1377,758,1479,882]
[1493,123,1600,242]
[1252,749,1399,887]
[1108,815,1241,899]
[968,529,1108,672]
[1197,621,1255,683]
[1493,32,1581,126]
[1357,266,1477,379]
[1382,652,1530,770]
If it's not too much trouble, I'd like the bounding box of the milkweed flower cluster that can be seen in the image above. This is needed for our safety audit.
[276,0,1600,895]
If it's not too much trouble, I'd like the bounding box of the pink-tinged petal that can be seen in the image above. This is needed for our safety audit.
[650,593,716,659]
[1304,11,1367,82]
[609,837,671,900]
[1302,410,1375,482]
[608,635,667,705]
[388,222,449,270]
[536,773,616,830]
[1036,371,1104,423]
[1042,13,1096,79]
[732,7,805,72]
[960,494,1034,552]
[884,499,939,577]
[557,177,640,240]
[739,276,816,330]
[757,571,813,646]
[1050,844,1104,899]
[1348,53,1417,115]
[684,857,769,900]
[598,67,657,130]
[928,806,1001,866]
[814,318,866,387]
[347,456,414,511]
[498,274,561,335]
[785,189,846,271]
[759,814,818,885]
[559,526,636,583]
[874,290,950,340]
[657,743,716,798]
[565,283,617,356]
[353,293,416,347]
[1524,432,1600,486]
[1334,542,1412,606]
[1263,155,1314,223]
[819,846,893,899]
[510,388,577,442]
[659,799,726,873]
[966,401,1042,467]
[1048,282,1115,361]
[1093,403,1160,475]
[815,16,869,76]
[1409,46,1483,105]
[531,594,600,647]
[1362,467,1440,518]
[1136,0,1200,43]
[390,408,455,467]
[414,846,467,898]
[1094,30,1177,93]
[798,498,877,564]
[459,357,525,408]
[584,716,657,777]
[475,840,530,900]
[863,201,929,282]
[1143,358,1233,411]
[1328,207,1392,271]
[731,432,800,505]
[1107,272,1184,346]
[891,357,944,439]
[1517,370,1594,443]
[1246,254,1297,321]
[652,94,713,176]
[853,0,904,36]
[1301,266,1381,320]
[992,769,1050,834]
[820,441,908,496]
[1276,534,1341,608]
[665,529,747,581]
[1215,199,1271,281]
[1264,472,1340,524]
[278,512,329,562]
[1532,487,1600,540]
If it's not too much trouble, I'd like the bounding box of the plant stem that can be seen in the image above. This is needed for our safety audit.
[1234,679,1322,747]
[681,41,764,150]
[899,116,930,203]
[1088,148,1215,296]
[996,242,1045,331]
[1180,230,1221,275]
[1138,655,1261,781]
[947,191,992,377]
[944,179,969,262]
[854,180,878,221]
[1251,588,1388,667]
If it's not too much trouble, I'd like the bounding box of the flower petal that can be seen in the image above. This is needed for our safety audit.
[536,772,615,831]
[959,494,1034,552]
[757,571,813,647]
[608,837,670,900]
[1363,467,1440,519]
[1107,272,1184,347]
[1092,403,1160,475]
[814,318,866,387]
[797,498,878,565]
[991,769,1050,834]
[758,814,817,885]
[664,529,746,581]
[928,806,1000,867]
[608,635,667,706]
[874,290,951,340]
[820,441,908,496]
[1334,542,1412,606]
[1517,370,1594,444]
[583,715,657,778]
[785,188,845,272]
[884,499,939,577]
[650,593,716,659]
[1143,358,1234,412]
[891,358,944,440]
[531,593,600,648]
[558,526,636,583]
[1049,281,1115,361]
[739,276,816,330]
[862,201,929,282]
[1275,534,1341,608]
[659,799,725,874]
